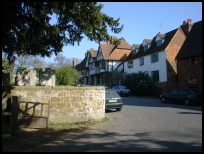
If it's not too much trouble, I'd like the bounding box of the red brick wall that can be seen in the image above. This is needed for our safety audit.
[164,29,186,93]
[177,56,202,93]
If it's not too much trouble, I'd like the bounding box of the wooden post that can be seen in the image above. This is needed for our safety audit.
[11,96,19,136]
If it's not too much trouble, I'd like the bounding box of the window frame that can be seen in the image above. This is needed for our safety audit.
[127,60,133,68]
[151,53,159,63]
[151,70,159,82]
[188,73,197,84]
[139,57,144,66]
[157,40,162,46]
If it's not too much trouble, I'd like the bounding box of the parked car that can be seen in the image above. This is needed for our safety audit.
[105,90,123,111]
[96,84,110,90]
[159,88,202,106]
[110,85,131,97]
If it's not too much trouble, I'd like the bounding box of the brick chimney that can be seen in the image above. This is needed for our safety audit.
[73,59,77,67]
[180,18,193,36]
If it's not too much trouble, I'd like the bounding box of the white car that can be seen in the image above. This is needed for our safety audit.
[111,85,131,97]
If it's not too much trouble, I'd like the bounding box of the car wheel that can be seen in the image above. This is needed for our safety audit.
[161,96,166,103]
[116,108,121,111]
[184,98,190,106]
[126,94,129,97]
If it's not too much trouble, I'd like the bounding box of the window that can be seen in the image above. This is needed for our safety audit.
[127,60,133,68]
[151,70,159,82]
[188,73,197,83]
[98,60,105,68]
[187,57,197,66]
[133,50,136,55]
[139,57,144,66]
[151,53,158,63]
[157,40,162,46]
[143,45,148,51]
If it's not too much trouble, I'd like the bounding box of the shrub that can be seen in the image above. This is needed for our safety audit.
[55,66,78,85]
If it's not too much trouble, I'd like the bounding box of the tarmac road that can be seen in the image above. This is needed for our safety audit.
[24,96,202,152]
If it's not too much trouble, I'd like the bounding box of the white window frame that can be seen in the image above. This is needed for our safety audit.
[151,53,159,63]
[139,57,144,66]
[127,60,133,68]
[157,40,162,46]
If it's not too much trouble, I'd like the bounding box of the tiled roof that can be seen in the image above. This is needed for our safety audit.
[144,39,152,44]
[125,28,180,61]
[100,38,132,60]
[100,43,115,60]
[176,20,202,60]
[133,44,141,48]
[158,32,166,39]
[88,49,97,58]
[108,49,132,60]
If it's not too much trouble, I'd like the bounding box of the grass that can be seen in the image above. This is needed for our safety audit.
[49,117,109,129]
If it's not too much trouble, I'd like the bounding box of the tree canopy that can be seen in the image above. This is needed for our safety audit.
[2,2,124,64]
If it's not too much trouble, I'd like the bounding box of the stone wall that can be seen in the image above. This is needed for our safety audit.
[2,86,105,123]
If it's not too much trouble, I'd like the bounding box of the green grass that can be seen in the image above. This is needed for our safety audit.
[49,117,109,128]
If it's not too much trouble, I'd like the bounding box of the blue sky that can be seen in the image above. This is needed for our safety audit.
[44,2,202,63]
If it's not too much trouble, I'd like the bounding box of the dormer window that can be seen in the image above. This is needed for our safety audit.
[127,60,133,68]
[143,45,148,51]
[157,40,162,46]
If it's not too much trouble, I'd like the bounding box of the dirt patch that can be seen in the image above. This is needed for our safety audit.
[2,125,87,152]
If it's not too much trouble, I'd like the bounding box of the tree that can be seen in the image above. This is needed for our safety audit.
[105,68,125,87]
[54,53,72,67]
[2,2,124,65]
[55,66,79,85]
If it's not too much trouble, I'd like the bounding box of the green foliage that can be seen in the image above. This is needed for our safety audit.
[2,2,123,64]
[55,66,78,85]
[124,71,152,96]
[104,68,125,87]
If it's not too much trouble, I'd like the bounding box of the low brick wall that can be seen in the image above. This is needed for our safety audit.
[2,86,105,123]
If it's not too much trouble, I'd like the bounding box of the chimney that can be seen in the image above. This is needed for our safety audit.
[183,20,186,25]
[73,59,77,67]
[187,18,192,23]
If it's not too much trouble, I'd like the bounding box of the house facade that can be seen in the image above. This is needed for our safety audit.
[175,20,202,93]
[74,18,201,93]
[124,28,186,93]
[75,37,132,86]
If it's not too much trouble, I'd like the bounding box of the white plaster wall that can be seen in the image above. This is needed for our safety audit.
[124,51,167,82]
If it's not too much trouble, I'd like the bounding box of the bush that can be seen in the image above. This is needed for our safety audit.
[55,66,79,85]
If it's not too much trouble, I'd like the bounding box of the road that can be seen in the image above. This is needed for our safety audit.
[24,96,202,152]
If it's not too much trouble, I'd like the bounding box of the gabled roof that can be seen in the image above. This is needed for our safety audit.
[125,28,183,61]
[100,37,132,60]
[157,32,165,39]
[176,20,202,60]
[133,44,141,49]
[74,57,86,71]
[88,48,97,58]
[143,39,152,44]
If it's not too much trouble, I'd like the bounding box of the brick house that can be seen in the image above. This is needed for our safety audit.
[175,20,202,93]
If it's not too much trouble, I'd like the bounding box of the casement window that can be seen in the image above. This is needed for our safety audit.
[98,60,105,68]
[127,60,133,68]
[187,57,198,66]
[188,73,197,83]
[139,57,144,66]
[143,45,148,51]
[151,70,159,82]
[157,40,162,46]
[151,53,159,63]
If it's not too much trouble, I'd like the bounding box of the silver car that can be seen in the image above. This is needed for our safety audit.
[111,85,131,97]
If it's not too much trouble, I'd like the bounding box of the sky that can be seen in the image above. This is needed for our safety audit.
[44,2,202,64]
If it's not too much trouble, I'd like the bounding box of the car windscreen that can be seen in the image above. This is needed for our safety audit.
[119,86,127,89]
